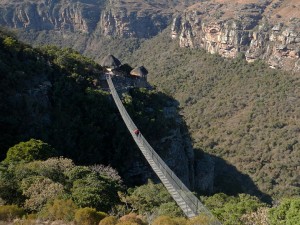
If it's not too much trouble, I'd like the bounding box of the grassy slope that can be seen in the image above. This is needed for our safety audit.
[123,29,300,198]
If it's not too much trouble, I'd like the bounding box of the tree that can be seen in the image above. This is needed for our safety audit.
[0,205,25,221]
[21,176,65,211]
[39,198,78,222]
[121,180,175,215]
[71,172,122,211]
[157,202,184,217]
[204,193,266,225]
[269,198,300,225]
[4,139,57,163]
[14,157,74,184]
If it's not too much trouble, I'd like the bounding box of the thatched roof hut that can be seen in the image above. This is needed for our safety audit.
[130,66,148,78]
[101,55,121,70]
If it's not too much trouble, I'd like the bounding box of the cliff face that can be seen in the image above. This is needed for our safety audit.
[247,21,300,70]
[171,0,300,71]
[0,0,172,38]
[0,0,102,33]
[1,0,298,71]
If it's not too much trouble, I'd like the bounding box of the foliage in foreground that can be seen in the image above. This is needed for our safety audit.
[0,144,123,211]
[0,138,297,224]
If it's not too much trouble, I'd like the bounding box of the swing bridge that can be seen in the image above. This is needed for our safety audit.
[106,74,221,224]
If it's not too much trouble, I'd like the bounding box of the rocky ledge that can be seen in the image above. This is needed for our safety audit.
[171,0,300,71]
[0,0,173,38]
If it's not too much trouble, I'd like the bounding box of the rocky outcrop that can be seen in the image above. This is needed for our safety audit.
[246,20,300,71]
[171,1,300,71]
[0,0,171,38]
[100,9,170,38]
[0,0,101,33]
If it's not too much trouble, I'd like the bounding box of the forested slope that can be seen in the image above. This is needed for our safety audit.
[0,29,183,183]
[125,29,300,198]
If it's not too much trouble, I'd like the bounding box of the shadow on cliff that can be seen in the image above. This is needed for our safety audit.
[117,87,272,204]
[205,152,272,204]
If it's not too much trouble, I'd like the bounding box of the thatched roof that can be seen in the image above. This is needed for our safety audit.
[101,55,121,68]
[130,66,148,77]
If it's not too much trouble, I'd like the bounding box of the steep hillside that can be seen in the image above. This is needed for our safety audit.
[0,30,199,191]
[125,29,300,198]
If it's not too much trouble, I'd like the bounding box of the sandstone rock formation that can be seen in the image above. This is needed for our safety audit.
[0,0,172,38]
[171,0,300,71]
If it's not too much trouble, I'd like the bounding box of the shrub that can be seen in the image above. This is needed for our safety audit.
[173,217,187,225]
[187,215,213,225]
[0,205,25,221]
[22,176,65,211]
[152,216,178,225]
[39,198,78,221]
[3,37,18,49]
[241,207,269,225]
[117,213,146,225]
[74,207,107,225]
[158,202,183,217]
[99,216,118,225]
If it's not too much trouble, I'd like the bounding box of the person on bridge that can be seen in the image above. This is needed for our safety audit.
[134,129,140,137]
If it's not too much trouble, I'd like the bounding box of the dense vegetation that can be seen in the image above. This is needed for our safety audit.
[124,29,300,199]
[0,29,299,224]
[0,29,175,169]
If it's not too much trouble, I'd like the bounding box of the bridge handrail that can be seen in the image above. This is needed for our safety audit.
[106,75,221,224]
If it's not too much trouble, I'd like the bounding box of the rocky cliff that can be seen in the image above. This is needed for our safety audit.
[1,0,298,71]
[0,0,174,38]
[171,0,300,71]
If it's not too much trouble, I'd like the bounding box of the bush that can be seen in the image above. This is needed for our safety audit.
[22,176,65,211]
[173,217,187,225]
[117,213,146,225]
[39,198,78,221]
[74,207,107,225]
[187,215,214,225]
[158,202,183,217]
[99,216,118,225]
[4,139,57,163]
[0,205,25,221]
[152,216,178,225]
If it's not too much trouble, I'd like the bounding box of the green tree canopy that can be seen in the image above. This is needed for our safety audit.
[4,139,57,163]
[71,172,122,212]
[121,180,180,216]
[269,198,300,225]
[204,193,267,225]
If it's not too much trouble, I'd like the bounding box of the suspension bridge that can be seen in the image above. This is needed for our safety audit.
[106,74,221,224]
